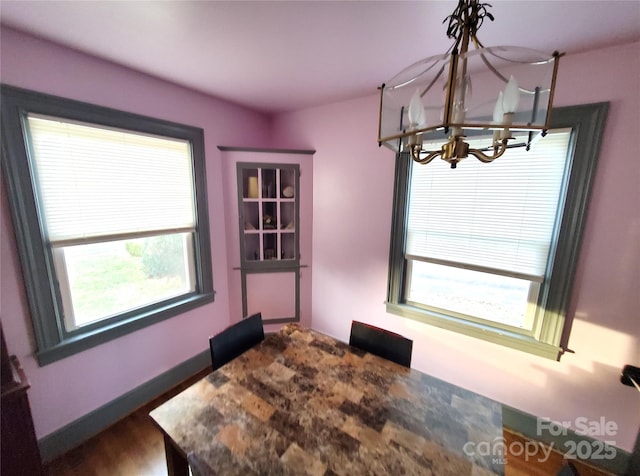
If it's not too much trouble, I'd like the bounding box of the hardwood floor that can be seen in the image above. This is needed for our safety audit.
[503,429,615,476]
[43,371,616,476]
[43,369,210,476]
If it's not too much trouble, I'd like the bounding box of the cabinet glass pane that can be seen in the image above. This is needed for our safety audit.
[263,233,277,260]
[242,168,259,199]
[243,202,259,231]
[281,233,296,260]
[281,202,295,230]
[262,202,277,230]
[280,168,296,199]
[262,168,276,199]
[245,234,260,261]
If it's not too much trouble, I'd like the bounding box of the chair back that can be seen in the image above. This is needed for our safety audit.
[349,321,413,368]
[210,312,264,370]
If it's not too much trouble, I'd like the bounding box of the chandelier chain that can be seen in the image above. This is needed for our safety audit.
[444,0,494,44]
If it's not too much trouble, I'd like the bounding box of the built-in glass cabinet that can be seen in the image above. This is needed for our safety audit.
[238,163,299,267]
[221,146,311,326]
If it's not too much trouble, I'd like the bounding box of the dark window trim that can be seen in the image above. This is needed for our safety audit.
[386,103,609,360]
[1,85,214,365]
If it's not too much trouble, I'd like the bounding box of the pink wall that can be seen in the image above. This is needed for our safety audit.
[0,28,271,438]
[271,41,640,451]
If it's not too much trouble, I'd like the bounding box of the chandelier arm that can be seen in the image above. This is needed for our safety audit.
[468,140,509,163]
[410,146,441,165]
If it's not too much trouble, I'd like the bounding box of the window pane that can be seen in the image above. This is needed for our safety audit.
[406,260,534,329]
[58,233,195,330]
[27,114,196,242]
[406,130,571,277]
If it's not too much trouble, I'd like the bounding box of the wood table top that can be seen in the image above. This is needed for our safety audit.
[150,324,504,475]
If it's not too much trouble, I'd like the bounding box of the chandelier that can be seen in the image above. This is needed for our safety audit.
[377,0,562,168]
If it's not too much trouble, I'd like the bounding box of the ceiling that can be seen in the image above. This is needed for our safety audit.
[1,1,639,115]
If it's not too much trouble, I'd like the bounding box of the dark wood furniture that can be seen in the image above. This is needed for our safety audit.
[152,323,503,475]
[348,320,413,368]
[209,312,265,371]
[1,326,44,476]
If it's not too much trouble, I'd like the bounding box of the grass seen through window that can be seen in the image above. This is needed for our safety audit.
[62,234,193,330]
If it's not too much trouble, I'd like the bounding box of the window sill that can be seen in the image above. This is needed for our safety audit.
[385,302,563,360]
[36,292,214,366]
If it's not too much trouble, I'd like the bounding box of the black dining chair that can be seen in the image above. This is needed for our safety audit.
[349,320,413,368]
[209,312,265,371]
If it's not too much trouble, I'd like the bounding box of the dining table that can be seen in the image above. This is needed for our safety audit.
[150,323,504,475]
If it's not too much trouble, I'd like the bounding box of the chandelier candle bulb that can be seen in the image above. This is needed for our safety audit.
[502,75,521,114]
[500,77,519,140]
[493,91,504,123]
[408,90,426,130]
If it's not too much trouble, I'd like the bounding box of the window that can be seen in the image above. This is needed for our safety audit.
[1,86,214,365]
[386,104,608,359]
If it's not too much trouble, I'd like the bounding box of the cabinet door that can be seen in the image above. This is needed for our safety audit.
[238,164,299,267]
[244,271,297,324]
[220,149,312,331]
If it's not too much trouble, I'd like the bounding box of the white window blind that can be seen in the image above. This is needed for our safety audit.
[27,114,196,243]
[406,129,571,279]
